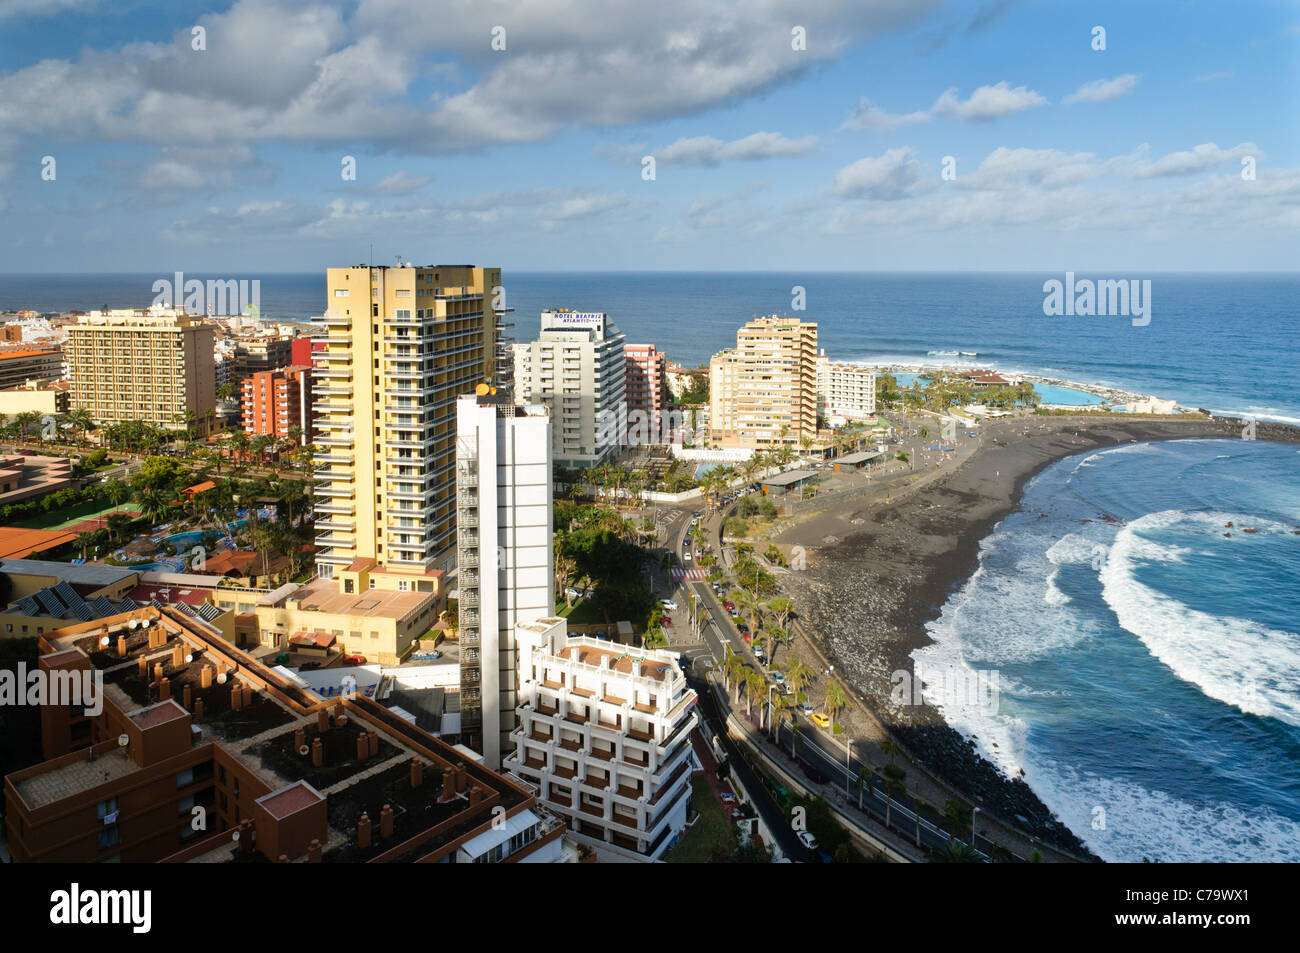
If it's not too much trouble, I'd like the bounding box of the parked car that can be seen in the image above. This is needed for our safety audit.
[797,830,819,850]
[719,792,737,804]
[771,671,786,683]
[342,654,367,666]
[683,552,692,562]
[736,623,749,635]
[798,702,814,715]
[810,712,831,729]
[660,616,673,627]
[659,598,678,610]
[722,600,735,611]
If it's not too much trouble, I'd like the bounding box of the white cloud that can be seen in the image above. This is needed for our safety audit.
[360,171,433,196]
[1063,74,1140,104]
[958,147,1103,190]
[0,0,91,18]
[1195,70,1234,83]
[931,82,1047,120]
[655,132,818,165]
[829,147,925,200]
[840,98,930,132]
[1133,141,1258,178]
[0,0,942,158]
[843,81,1047,131]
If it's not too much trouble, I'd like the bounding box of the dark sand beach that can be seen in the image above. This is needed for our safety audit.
[774,414,1299,855]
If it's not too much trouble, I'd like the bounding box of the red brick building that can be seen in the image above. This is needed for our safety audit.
[241,365,313,444]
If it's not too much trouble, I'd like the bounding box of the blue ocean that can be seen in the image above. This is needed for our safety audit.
[914,439,1300,862]
[1,272,1296,421]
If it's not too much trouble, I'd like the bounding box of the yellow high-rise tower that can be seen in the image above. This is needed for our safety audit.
[313,264,503,578]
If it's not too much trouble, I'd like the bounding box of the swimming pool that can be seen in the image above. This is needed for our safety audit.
[163,519,247,551]
[694,462,730,478]
[1033,383,1106,406]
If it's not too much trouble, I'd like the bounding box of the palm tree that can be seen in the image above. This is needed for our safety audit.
[767,596,793,631]
[884,770,906,828]
[786,658,814,697]
[139,488,173,526]
[880,737,901,766]
[943,799,973,842]
[856,765,874,810]
[67,406,95,444]
[929,839,981,863]
[74,531,97,560]
[824,679,847,732]
[769,691,786,741]
[743,670,764,718]
[765,624,787,664]
[790,720,802,759]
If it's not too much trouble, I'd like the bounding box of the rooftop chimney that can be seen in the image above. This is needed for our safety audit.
[357,813,371,849]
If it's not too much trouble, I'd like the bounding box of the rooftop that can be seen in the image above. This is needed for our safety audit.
[0,557,139,586]
[760,469,818,487]
[283,577,435,621]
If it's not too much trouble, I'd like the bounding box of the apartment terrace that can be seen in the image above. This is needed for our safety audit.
[11,605,543,863]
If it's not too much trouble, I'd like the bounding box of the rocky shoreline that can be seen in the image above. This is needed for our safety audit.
[775,414,1299,858]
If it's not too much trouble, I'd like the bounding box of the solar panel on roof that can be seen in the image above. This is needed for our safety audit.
[197,604,222,622]
[89,596,118,616]
[35,589,66,616]
[16,596,40,616]
[71,603,95,622]
[53,581,86,610]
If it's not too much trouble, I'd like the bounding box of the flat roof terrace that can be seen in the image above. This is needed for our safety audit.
[283,578,435,621]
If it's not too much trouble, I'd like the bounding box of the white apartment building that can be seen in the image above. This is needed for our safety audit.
[505,617,699,861]
[455,395,555,769]
[524,310,626,469]
[509,341,532,405]
[816,353,877,421]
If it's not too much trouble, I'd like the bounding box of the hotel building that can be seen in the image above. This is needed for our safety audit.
[455,395,554,768]
[505,617,698,860]
[241,365,314,444]
[4,604,565,863]
[709,315,818,448]
[524,310,626,469]
[65,308,217,435]
[815,354,877,421]
[0,347,63,390]
[313,264,504,578]
[623,343,668,416]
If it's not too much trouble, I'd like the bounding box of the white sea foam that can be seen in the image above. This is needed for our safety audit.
[1029,761,1300,863]
[1100,510,1300,726]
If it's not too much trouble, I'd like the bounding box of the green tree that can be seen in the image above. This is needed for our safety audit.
[824,679,847,731]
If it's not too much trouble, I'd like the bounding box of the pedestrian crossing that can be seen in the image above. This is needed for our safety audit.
[671,567,708,582]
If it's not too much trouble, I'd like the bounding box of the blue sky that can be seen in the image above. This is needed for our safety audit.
[0,0,1296,272]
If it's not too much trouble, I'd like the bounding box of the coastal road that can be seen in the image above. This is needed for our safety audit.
[686,669,814,863]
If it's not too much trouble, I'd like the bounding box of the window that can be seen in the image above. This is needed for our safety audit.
[334,289,349,297]
[177,768,195,788]
[368,578,376,589]
[397,580,409,592]
[97,797,118,819]
[98,827,119,850]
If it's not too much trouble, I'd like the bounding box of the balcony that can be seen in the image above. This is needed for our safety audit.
[458,512,478,528]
